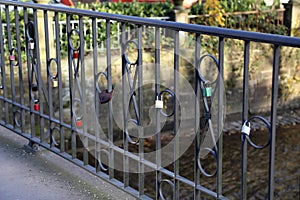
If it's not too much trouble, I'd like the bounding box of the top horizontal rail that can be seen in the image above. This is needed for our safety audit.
[1,0,300,48]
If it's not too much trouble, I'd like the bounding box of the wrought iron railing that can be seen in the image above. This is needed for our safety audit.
[0,1,300,199]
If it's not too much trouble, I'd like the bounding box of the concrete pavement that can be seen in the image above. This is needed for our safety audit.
[0,126,135,200]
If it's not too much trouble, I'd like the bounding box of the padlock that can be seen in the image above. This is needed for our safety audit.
[99,89,113,104]
[73,51,79,59]
[155,96,164,109]
[9,55,15,61]
[52,79,58,88]
[203,85,212,97]
[29,42,35,50]
[76,119,82,127]
[32,84,38,92]
[241,121,251,136]
[34,103,40,111]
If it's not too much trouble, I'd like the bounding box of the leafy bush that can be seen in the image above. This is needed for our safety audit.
[190,0,288,35]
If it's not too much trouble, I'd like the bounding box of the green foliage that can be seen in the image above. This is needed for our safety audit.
[87,1,173,17]
[56,2,173,56]
[190,0,288,35]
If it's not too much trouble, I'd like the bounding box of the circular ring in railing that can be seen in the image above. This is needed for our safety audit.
[158,89,175,117]
[159,179,174,200]
[14,110,22,127]
[244,116,271,149]
[69,29,80,51]
[95,71,108,94]
[97,149,109,171]
[124,40,139,65]
[47,58,58,79]
[26,21,35,39]
[197,54,220,85]
[197,147,218,177]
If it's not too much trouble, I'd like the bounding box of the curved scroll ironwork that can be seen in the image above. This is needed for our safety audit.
[96,149,109,171]
[158,89,175,117]
[47,58,58,80]
[197,147,218,177]
[123,39,141,144]
[159,179,174,200]
[26,21,40,106]
[69,28,83,126]
[243,116,271,149]
[14,110,22,127]
[195,54,224,178]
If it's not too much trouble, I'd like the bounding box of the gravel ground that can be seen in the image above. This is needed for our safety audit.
[0,126,135,200]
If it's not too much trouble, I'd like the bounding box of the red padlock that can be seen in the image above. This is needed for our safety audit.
[34,103,40,111]
[75,120,82,127]
[9,55,15,61]
[73,51,79,59]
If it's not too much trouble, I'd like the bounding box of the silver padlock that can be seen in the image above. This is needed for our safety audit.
[29,42,34,50]
[52,79,58,88]
[241,121,251,136]
[155,96,163,109]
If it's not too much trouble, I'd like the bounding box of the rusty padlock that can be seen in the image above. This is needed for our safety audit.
[99,89,113,104]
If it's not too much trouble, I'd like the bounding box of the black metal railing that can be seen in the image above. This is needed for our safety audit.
[0,1,300,199]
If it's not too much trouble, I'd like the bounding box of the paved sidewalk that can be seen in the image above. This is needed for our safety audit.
[0,126,135,200]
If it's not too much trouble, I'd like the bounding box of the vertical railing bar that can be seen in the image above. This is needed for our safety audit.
[5,5,15,126]
[137,24,144,197]
[106,19,115,180]
[121,22,129,188]
[268,44,280,200]
[174,30,179,200]
[54,11,65,153]
[14,6,25,132]
[194,33,201,200]
[92,17,100,172]
[67,14,76,159]
[0,6,8,123]
[44,10,51,144]
[241,40,250,200]
[155,26,161,200]
[79,16,88,166]
[217,36,224,198]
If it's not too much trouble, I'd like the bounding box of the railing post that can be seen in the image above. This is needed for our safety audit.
[283,0,300,36]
